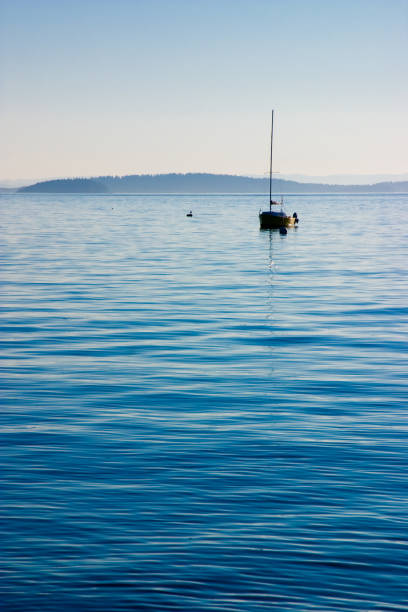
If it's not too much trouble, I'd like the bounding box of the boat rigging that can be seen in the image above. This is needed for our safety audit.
[259,110,298,230]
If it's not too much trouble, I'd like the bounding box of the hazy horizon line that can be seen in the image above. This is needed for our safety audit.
[2,171,408,189]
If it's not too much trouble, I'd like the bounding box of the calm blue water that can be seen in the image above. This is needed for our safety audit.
[1,193,408,611]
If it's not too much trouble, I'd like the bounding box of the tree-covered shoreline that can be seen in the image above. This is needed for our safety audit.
[19,173,408,194]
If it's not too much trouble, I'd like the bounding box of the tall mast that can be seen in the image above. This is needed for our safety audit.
[269,109,274,211]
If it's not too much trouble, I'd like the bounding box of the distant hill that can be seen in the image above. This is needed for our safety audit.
[18,173,408,194]
[20,178,108,193]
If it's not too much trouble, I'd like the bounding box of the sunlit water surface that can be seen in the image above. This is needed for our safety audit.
[1,193,408,611]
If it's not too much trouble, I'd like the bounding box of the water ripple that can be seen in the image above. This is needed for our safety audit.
[1,193,408,610]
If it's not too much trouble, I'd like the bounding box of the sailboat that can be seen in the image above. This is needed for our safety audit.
[259,111,297,229]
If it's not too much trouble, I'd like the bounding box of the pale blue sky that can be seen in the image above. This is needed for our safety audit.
[1,0,407,180]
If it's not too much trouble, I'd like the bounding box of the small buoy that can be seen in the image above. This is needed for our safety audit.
[186,211,193,217]
[279,227,287,235]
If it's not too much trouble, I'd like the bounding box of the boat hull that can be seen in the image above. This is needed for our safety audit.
[259,211,295,229]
